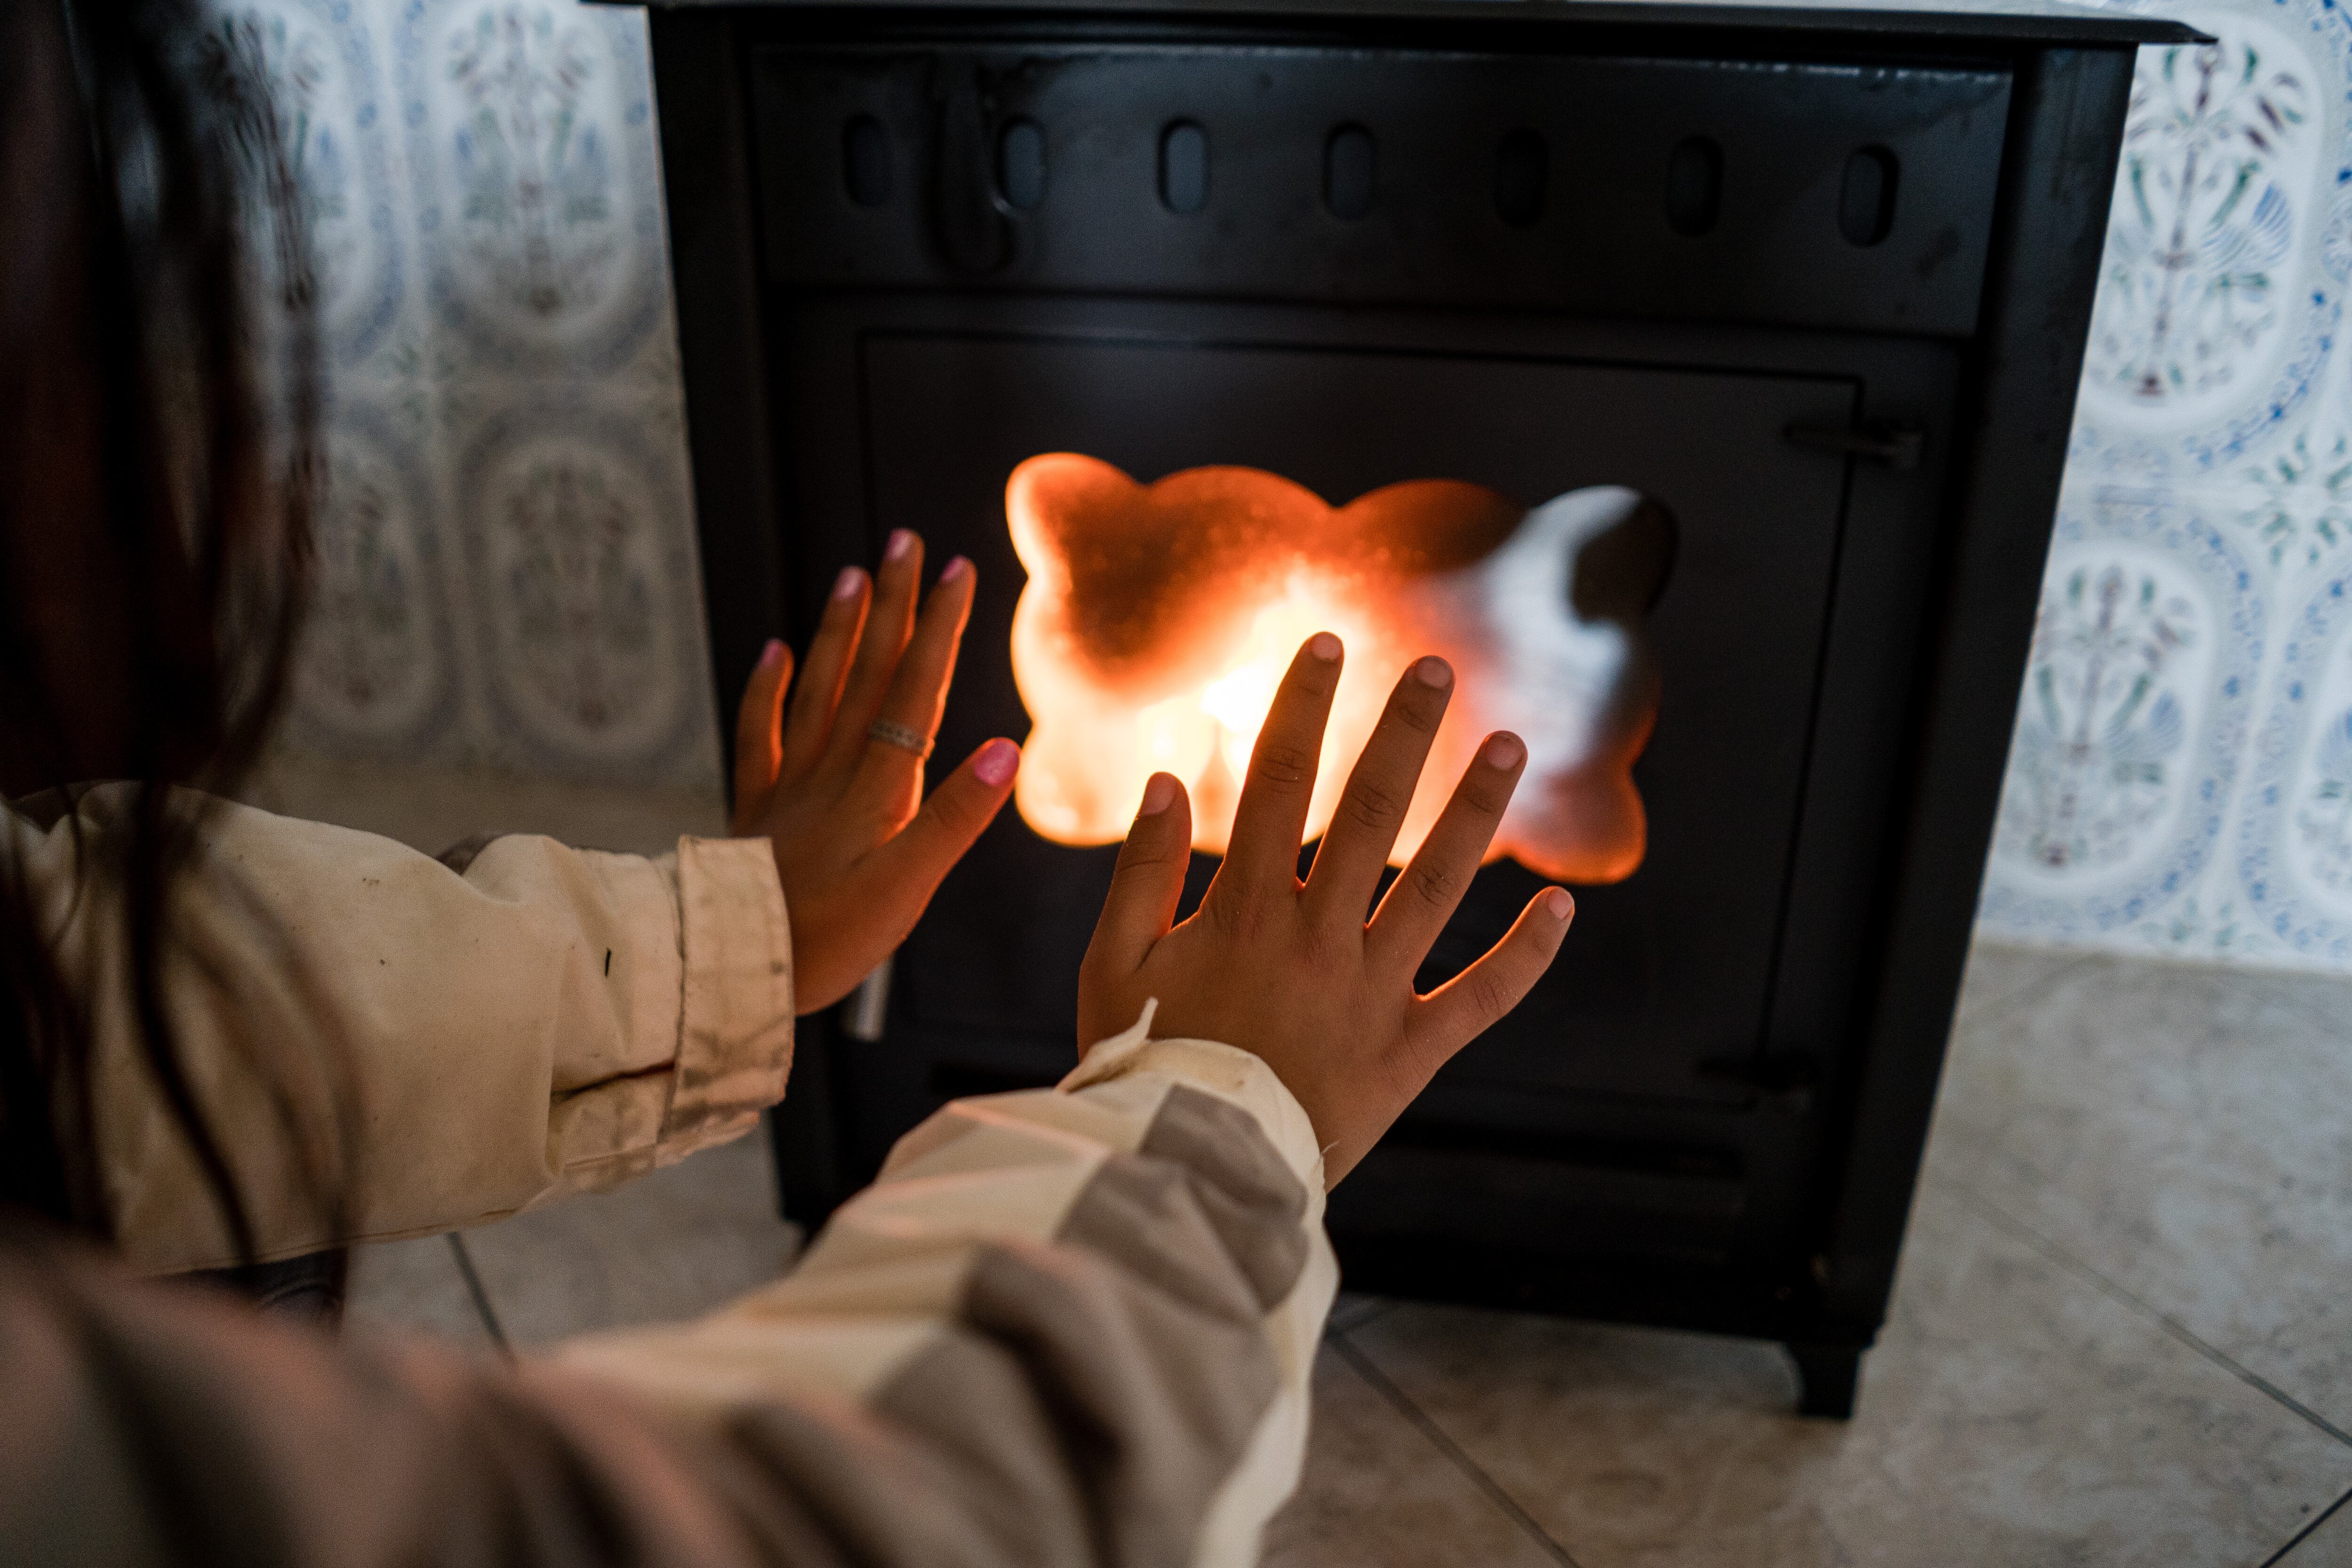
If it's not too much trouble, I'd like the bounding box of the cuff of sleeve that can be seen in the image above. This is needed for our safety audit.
[1059,999,1330,1194]
[664,836,795,1149]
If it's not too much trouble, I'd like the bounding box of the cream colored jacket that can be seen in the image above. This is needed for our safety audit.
[0,787,1338,1568]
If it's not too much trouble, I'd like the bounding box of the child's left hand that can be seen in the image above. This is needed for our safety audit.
[731,529,1020,1015]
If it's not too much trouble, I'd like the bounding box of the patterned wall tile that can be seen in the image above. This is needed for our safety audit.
[2234,555,2352,965]
[393,0,669,377]
[2071,0,2351,482]
[284,387,467,758]
[1980,486,2269,944]
[215,0,409,370]
[445,386,715,785]
[1981,0,2352,973]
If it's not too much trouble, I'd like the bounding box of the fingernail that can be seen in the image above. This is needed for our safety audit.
[974,738,1020,788]
[757,637,784,669]
[1414,656,1453,689]
[1483,733,1526,769]
[940,555,971,584]
[1308,631,1342,662]
[886,529,915,563]
[1543,887,1575,921]
[832,566,865,601]
[1138,772,1176,816]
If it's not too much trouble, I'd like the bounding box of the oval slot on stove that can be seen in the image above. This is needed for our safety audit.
[1160,121,1208,214]
[1665,136,1721,237]
[1839,146,1899,246]
[1325,124,1375,220]
[998,118,1045,211]
[842,115,892,208]
[1494,128,1547,228]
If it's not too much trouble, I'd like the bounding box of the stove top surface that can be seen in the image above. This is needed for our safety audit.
[622,0,2202,48]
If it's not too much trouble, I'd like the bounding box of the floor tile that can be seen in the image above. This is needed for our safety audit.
[1350,1183,2352,1568]
[1261,1342,1567,1568]
[1949,940,2096,1038]
[1925,955,2352,1433]
[459,1131,801,1346]
[2279,1490,2352,1565]
[344,1234,494,1348]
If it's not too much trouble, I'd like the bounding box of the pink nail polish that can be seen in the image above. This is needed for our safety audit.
[940,555,972,584]
[757,638,784,669]
[1543,888,1574,921]
[1415,656,1453,689]
[1308,631,1342,662]
[973,738,1020,787]
[886,529,915,563]
[1137,773,1176,816]
[1483,733,1526,770]
[832,566,864,601]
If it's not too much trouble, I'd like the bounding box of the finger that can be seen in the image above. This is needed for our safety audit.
[1367,732,1526,969]
[1081,774,1193,982]
[1217,632,1343,898]
[849,556,977,801]
[858,737,1021,936]
[825,528,924,774]
[730,639,792,833]
[1304,656,1453,928]
[781,565,869,780]
[1404,887,1574,1067]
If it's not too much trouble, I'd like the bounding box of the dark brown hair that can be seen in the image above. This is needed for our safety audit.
[0,0,316,1258]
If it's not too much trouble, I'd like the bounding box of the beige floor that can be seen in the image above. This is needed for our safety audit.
[343,940,2352,1566]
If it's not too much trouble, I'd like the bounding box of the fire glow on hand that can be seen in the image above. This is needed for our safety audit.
[1005,454,1673,884]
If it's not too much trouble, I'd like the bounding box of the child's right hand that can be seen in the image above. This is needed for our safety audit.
[1076,633,1575,1186]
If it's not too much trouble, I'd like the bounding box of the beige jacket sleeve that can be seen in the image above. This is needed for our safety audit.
[5,785,794,1273]
[0,1006,1339,1568]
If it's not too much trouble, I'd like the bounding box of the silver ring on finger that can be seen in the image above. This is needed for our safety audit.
[867,718,934,759]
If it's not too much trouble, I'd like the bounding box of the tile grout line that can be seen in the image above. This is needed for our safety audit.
[1328,1334,1585,1568]
[2258,1482,2352,1567]
[445,1232,514,1361]
[1948,1182,2352,1449]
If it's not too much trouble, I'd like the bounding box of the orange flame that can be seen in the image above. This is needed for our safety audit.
[1006,454,1667,884]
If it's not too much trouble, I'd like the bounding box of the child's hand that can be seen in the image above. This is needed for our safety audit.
[1077,634,1574,1185]
[731,530,1019,1015]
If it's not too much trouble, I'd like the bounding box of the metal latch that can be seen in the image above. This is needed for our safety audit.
[1785,420,1925,471]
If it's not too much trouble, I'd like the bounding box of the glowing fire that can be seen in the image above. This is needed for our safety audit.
[1007,454,1669,884]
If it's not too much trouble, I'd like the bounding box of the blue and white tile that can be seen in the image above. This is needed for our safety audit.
[441,383,717,787]
[213,0,411,372]
[1978,486,2268,948]
[284,386,468,762]
[2233,547,2352,963]
[393,0,671,377]
[2070,1,2352,482]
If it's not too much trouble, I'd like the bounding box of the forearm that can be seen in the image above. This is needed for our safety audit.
[557,1003,1336,1566]
[8,786,795,1271]
[0,1010,1337,1568]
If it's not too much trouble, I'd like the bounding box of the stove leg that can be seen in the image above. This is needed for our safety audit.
[1786,1341,1862,1419]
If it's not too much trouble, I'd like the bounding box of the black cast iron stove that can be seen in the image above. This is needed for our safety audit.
[633,0,2197,1416]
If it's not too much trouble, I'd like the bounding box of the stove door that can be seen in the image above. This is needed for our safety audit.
[851,331,1855,1114]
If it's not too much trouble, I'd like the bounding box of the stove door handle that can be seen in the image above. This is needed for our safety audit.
[1784,419,1924,472]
